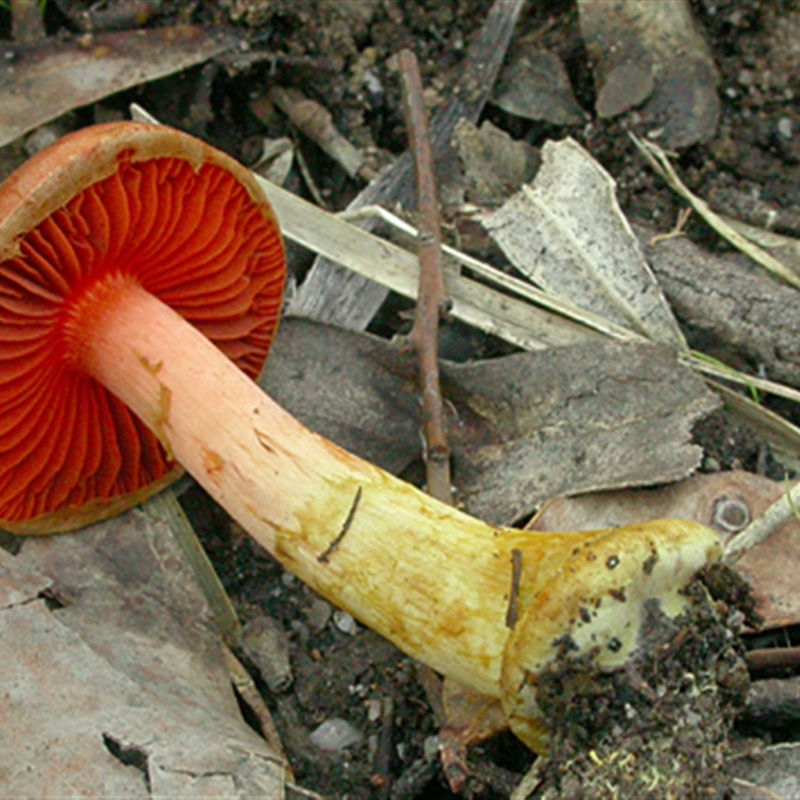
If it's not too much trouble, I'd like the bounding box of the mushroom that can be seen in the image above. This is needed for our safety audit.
[0,122,721,751]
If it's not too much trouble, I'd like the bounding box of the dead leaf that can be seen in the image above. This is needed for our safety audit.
[485,137,688,348]
[528,470,800,628]
[578,0,720,147]
[262,318,719,525]
[492,47,587,126]
[0,508,294,797]
[444,338,717,524]
[641,220,800,389]
[727,742,800,798]
[0,26,242,148]
[261,317,421,475]
[451,119,540,207]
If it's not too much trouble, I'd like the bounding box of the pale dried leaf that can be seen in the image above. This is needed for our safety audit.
[485,137,688,348]
[0,508,292,797]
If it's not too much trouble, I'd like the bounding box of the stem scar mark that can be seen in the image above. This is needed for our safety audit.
[136,352,174,460]
[318,487,363,563]
[255,428,276,454]
[506,548,523,629]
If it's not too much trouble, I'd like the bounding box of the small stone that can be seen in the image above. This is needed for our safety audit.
[281,570,297,586]
[309,718,363,752]
[238,615,293,693]
[333,610,359,635]
[305,598,333,633]
[365,698,382,723]
[423,735,441,761]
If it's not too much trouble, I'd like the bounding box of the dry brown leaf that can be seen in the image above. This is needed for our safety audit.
[578,0,719,147]
[262,318,718,525]
[0,26,241,148]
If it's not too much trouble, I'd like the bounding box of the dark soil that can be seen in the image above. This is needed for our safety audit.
[4,0,798,797]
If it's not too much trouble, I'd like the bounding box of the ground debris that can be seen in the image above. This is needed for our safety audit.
[533,572,751,799]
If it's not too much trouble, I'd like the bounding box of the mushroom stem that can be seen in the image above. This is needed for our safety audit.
[65,272,721,751]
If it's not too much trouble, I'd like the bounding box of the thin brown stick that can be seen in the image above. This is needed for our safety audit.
[399,48,452,505]
[746,646,800,671]
[506,549,523,629]
[371,694,395,800]
[317,485,362,563]
[265,86,377,183]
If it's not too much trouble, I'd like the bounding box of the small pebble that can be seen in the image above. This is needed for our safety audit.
[309,718,363,752]
[305,598,333,633]
[281,570,297,586]
[423,735,441,761]
[333,610,359,636]
[289,618,310,645]
[238,615,293,693]
[365,698,382,723]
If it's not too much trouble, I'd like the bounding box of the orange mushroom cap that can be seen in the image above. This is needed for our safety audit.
[0,122,286,533]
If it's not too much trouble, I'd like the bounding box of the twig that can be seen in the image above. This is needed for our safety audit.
[509,757,546,800]
[371,694,396,800]
[289,0,525,328]
[723,479,800,564]
[390,758,438,800]
[746,646,800,671]
[317,486,362,563]
[467,756,526,797]
[506,549,523,629]
[399,57,456,787]
[263,86,377,183]
[399,48,452,504]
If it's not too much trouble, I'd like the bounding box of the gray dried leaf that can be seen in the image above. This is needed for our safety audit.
[493,48,586,126]
[578,0,719,147]
[486,137,688,349]
[0,26,241,149]
[0,508,292,797]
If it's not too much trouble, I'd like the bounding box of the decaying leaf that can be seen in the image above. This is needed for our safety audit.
[529,470,800,628]
[485,137,688,348]
[578,0,719,147]
[492,47,586,126]
[262,318,719,525]
[0,26,242,149]
[640,222,800,391]
[0,508,296,798]
[727,742,800,798]
[260,318,421,476]
[444,338,717,524]
[451,119,540,207]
